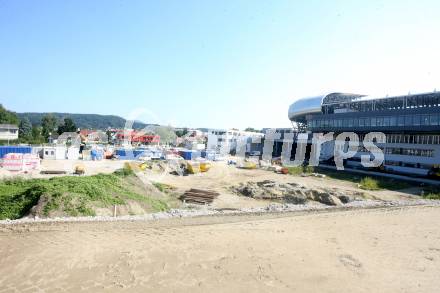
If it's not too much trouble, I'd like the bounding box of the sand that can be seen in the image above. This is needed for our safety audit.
[143,161,421,209]
[1,205,439,292]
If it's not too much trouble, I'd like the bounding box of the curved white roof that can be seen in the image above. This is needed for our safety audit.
[288,95,325,122]
[288,92,366,122]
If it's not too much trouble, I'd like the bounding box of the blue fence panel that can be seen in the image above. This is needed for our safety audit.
[0,146,32,158]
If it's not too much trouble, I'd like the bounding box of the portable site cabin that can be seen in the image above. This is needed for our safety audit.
[67,147,80,160]
[43,146,66,160]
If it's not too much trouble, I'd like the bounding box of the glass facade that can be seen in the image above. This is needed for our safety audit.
[322,92,440,114]
[308,113,440,130]
[385,148,434,157]
[386,134,440,145]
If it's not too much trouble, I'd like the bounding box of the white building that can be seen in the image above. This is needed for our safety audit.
[207,129,264,155]
[0,124,19,141]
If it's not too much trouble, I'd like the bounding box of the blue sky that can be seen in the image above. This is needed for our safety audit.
[1,0,439,129]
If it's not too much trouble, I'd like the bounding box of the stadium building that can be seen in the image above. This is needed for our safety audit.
[287,91,440,177]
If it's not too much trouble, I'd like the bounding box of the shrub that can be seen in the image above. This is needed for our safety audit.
[359,177,380,190]
[284,165,314,175]
[285,166,302,175]
[114,162,134,176]
[423,193,440,200]
[422,186,440,200]
[152,182,176,193]
[303,165,315,174]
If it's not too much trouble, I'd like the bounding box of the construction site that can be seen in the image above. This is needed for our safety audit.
[1,117,440,293]
[1,129,440,291]
[2,1,440,291]
[1,135,439,220]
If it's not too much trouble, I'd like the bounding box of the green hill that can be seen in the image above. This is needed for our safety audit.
[17,112,153,130]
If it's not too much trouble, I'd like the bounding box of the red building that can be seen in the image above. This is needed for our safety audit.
[116,130,160,144]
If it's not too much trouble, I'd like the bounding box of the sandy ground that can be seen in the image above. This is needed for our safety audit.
[1,159,421,211]
[145,161,420,208]
[0,205,439,292]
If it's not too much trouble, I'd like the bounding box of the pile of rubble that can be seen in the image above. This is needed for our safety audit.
[232,180,363,206]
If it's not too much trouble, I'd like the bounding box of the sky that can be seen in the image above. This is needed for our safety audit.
[1,0,439,129]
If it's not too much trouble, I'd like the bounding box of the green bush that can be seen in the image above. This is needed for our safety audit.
[285,165,314,175]
[314,168,412,191]
[114,162,135,177]
[152,182,176,193]
[422,186,440,200]
[303,165,315,174]
[423,193,440,200]
[359,177,380,190]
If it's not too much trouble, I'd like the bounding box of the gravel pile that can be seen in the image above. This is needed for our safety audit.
[231,180,365,206]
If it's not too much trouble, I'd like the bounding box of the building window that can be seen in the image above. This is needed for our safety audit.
[377,117,383,127]
[421,115,430,125]
[390,116,397,126]
[430,114,438,126]
[364,118,370,127]
[413,115,421,126]
[385,147,434,157]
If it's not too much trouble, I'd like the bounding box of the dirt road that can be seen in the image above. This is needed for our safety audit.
[1,206,439,292]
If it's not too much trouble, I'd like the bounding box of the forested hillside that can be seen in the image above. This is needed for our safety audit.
[17,112,151,129]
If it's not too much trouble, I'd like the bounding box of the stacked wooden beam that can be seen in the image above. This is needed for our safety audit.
[40,170,67,175]
[180,188,220,204]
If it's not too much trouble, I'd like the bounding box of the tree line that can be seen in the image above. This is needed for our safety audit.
[0,104,77,144]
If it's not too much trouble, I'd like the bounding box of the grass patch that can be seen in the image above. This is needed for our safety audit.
[359,177,380,190]
[152,182,176,193]
[284,165,315,175]
[314,168,413,191]
[113,162,135,177]
[0,166,169,220]
[277,164,414,192]
[422,186,440,200]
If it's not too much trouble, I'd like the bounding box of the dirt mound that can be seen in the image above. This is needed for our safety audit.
[21,172,181,219]
[232,180,364,206]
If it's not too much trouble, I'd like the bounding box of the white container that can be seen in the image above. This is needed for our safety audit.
[67,147,80,160]
[31,146,44,159]
[43,146,66,160]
